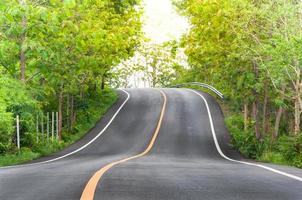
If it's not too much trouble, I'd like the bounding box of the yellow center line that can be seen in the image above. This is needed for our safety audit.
[80,89,167,200]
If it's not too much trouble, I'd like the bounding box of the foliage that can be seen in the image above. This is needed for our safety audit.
[66,89,118,141]
[0,148,40,167]
[226,115,302,168]
[0,0,141,163]
[175,0,302,167]
[0,89,117,166]
[225,115,266,159]
[260,152,287,165]
[0,75,39,153]
[111,41,187,88]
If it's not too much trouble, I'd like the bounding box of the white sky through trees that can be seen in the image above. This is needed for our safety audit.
[143,0,189,43]
[114,0,189,88]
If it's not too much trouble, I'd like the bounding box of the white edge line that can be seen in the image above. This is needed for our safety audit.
[188,89,302,182]
[0,89,130,169]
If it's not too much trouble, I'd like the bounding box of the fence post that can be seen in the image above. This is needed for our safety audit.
[41,114,44,142]
[36,115,39,143]
[52,112,54,141]
[47,112,49,141]
[16,115,20,150]
[56,112,59,140]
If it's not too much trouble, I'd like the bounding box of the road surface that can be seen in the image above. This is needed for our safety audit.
[0,88,301,200]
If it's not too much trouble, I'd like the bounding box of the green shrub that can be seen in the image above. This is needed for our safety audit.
[226,114,302,168]
[0,90,14,154]
[33,140,64,156]
[293,155,302,168]
[277,135,297,161]
[277,134,302,168]
[0,76,41,153]
[225,115,265,159]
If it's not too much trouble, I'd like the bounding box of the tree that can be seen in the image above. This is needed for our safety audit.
[111,42,185,88]
[0,0,142,152]
[175,0,302,137]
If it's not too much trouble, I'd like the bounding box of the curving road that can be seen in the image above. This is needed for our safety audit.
[0,88,302,200]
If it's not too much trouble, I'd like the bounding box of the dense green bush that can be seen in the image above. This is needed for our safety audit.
[277,135,297,161]
[225,115,266,159]
[293,155,302,168]
[0,99,13,153]
[226,115,302,168]
[0,76,40,153]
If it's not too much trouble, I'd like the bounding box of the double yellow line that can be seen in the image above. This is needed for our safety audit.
[80,90,167,200]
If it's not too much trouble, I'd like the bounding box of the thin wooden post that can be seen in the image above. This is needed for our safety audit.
[41,114,44,142]
[47,112,49,141]
[52,112,54,141]
[56,112,59,140]
[36,114,39,143]
[16,115,20,150]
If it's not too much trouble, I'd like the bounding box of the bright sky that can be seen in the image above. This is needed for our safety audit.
[118,0,189,88]
[143,0,189,44]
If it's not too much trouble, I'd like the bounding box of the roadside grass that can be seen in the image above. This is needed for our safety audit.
[259,151,288,166]
[0,149,40,166]
[0,89,118,167]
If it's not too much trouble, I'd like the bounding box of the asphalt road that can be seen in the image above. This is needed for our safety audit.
[0,88,302,200]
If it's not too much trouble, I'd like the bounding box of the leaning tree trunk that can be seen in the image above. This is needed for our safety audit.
[274,107,283,138]
[274,85,285,138]
[252,100,261,139]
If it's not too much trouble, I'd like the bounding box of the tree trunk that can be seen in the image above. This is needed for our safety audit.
[20,42,26,82]
[294,96,300,135]
[58,84,64,140]
[262,78,269,135]
[273,85,285,138]
[252,60,261,139]
[252,100,261,139]
[293,70,302,135]
[244,102,248,131]
[274,107,283,138]
[19,0,27,82]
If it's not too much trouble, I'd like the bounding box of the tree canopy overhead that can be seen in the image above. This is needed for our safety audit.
[0,0,142,154]
[173,0,302,167]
